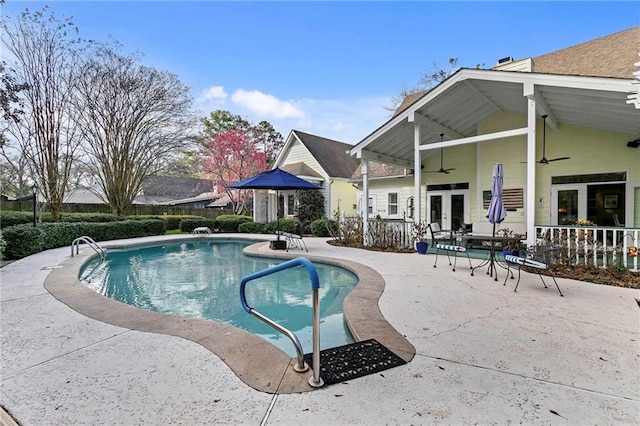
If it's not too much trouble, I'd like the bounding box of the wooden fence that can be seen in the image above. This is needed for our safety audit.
[0,200,234,219]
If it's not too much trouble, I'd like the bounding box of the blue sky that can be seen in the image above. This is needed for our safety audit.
[2,1,638,144]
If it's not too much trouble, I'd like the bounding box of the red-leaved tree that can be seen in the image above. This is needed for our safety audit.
[201,129,273,214]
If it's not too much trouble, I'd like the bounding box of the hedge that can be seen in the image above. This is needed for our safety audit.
[216,215,253,232]
[311,218,337,237]
[238,221,265,234]
[179,218,218,233]
[264,218,299,234]
[2,219,166,260]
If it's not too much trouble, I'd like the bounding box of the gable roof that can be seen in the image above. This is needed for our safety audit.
[292,130,360,178]
[532,26,639,79]
[280,161,323,179]
[391,26,639,120]
[350,161,411,181]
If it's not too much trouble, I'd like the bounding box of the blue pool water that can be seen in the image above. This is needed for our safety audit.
[79,240,358,356]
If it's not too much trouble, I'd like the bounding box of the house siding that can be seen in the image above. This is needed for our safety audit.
[330,179,358,217]
[361,110,639,231]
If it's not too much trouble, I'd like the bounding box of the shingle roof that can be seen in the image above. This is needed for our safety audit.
[532,26,639,78]
[392,89,429,118]
[350,162,411,181]
[142,176,216,198]
[391,27,639,120]
[280,162,324,179]
[292,130,360,178]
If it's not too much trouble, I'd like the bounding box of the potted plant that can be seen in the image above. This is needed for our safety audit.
[411,222,430,254]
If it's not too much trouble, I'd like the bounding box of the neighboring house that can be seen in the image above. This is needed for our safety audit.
[252,130,360,224]
[348,26,640,246]
[64,175,222,208]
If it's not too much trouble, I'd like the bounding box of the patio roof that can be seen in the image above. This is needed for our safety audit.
[349,69,639,168]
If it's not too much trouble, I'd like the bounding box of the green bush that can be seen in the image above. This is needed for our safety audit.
[0,231,6,261]
[311,218,337,237]
[59,213,122,223]
[238,221,265,234]
[179,218,218,233]
[127,214,203,231]
[0,211,33,228]
[265,218,299,234]
[1,225,44,259]
[216,215,252,232]
[2,220,166,260]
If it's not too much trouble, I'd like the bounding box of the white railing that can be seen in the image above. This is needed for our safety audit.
[534,225,638,272]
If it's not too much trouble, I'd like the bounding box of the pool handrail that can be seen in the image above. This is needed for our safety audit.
[71,236,105,261]
[239,257,324,388]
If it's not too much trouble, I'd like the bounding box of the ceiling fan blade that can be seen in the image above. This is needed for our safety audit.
[547,156,571,162]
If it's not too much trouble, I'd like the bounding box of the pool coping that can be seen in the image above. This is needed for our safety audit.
[43,235,415,394]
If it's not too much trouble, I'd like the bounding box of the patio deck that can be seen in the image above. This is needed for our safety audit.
[1,235,638,425]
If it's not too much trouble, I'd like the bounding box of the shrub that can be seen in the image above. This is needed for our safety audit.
[0,231,6,261]
[1,220,166,260]
[1,225,44,259]
[0,211,33,228]
[127,214,203,231]
[311,218,337,237]
[238,221,265,234]
[179,218,218,233]
[265,218,299,234]
[296,189,325,232]
[216,215,252,232]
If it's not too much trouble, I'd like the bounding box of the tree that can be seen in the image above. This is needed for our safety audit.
[387,58,476,112]
[198,110,284,165]
[295,189,325,232]
[200,129,273,215]
[1,7,85,220]
[73,44,194,216]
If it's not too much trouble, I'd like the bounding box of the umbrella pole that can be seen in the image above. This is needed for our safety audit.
[276,190,280,241]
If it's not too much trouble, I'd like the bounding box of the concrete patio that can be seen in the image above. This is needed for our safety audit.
[1,235,639,425]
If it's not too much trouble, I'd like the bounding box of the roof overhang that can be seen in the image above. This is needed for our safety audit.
[349,68,639,167]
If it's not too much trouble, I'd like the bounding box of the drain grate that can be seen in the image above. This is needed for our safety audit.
[304,339,406,385]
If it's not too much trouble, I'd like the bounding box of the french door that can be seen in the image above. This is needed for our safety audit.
[427,191,468,231]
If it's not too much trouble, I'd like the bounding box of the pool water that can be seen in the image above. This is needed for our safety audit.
[80,240,358,356]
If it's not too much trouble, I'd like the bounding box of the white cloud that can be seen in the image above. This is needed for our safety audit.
[197,86,228,103]
[194,84,393,145]
[231,89,305,119]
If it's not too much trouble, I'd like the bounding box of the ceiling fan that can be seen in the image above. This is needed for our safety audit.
[535,114,570,164]
[426,134,455,174]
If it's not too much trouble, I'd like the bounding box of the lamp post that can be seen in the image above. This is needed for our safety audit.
[31,183,38,227]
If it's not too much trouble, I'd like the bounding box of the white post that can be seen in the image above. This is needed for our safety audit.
[362,159,370,245]
[413,119,422,224]
[524,84,537,247]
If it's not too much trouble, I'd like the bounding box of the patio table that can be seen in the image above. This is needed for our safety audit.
[463,235,523,281]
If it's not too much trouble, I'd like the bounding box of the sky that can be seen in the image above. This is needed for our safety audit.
[2,1,639,145]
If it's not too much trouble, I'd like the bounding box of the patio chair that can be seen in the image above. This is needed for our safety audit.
[430,223,472,272]
[503,245,563,296]
[278,223,308,252]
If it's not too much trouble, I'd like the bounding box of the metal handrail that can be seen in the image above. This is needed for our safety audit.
[71,236,105,260]
[239,257,324,388]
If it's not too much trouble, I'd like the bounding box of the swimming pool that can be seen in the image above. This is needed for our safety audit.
[80,239,358,356]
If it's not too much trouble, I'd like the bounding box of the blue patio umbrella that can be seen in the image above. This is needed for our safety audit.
[227,168,321,245]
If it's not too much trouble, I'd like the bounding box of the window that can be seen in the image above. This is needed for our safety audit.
[388,193,398,215]
[287,195,295,215]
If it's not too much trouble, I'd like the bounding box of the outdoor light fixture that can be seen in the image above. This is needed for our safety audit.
[626,138,640,148]
[30,183,38,227]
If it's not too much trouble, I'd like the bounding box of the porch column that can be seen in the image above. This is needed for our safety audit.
[524,84,537,247]
[413,119,422,223]
[362,159,370,245]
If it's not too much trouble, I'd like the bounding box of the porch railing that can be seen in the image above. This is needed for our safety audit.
[534,225,638,272]
[358,219,638,272]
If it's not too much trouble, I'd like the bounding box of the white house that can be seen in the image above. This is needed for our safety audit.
[349,26,640,247]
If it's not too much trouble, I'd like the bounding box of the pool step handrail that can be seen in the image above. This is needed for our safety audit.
[71,236,105,260]
[239,257,324,388]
